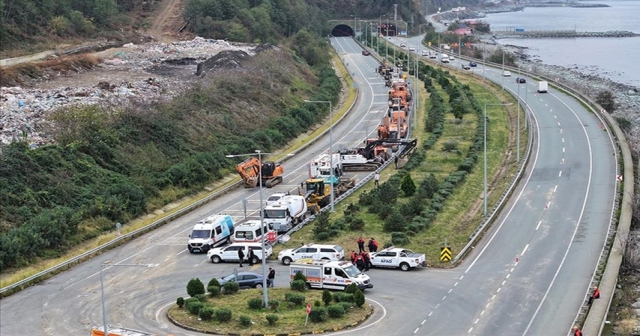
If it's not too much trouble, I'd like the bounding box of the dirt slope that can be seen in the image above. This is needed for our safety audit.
[147,0,190,42]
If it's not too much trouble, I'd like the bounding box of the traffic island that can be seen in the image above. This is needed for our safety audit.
[167,288,373,335]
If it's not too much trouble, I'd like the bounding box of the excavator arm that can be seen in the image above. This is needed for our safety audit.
[235,157,260,188]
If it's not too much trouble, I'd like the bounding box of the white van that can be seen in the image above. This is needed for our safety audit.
[440,54,450,63]
[207,242,273,264]
[187,215,235,253]
[290,259,373,291]
[233,220,276,244]
[278,243,344,265]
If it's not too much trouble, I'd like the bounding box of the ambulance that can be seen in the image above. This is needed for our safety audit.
[289,259,373,291]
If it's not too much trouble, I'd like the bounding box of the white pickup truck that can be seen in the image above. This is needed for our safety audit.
[369,247,426,271]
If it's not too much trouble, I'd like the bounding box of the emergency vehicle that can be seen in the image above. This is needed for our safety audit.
[369,246,426,271]
[290,259,373,291]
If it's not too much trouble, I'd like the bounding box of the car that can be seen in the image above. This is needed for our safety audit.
[400,43,406,47]
[278,243,345,265]
[409,46,415,51]
[503,70,512,77]
[461,63,471,70]
[207,242,273,264]
[449,55,455,61]
[362,50,370,56]
[516,77,526,83]
[266,193,287,206]
[217,271,265,289]
[469,62,477,67]
[421,50,429,56]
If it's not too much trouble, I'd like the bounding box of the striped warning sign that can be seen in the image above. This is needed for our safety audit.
[440,247,452,262]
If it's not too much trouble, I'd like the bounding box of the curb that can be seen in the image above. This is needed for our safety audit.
[166,303,374,336]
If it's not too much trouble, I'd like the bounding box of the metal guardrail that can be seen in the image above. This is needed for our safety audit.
[0,50,361,298]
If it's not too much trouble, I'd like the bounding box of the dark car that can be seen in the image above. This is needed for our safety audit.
[362,50,370,56]
[516,77,526,83]
[217,271,265,289]
[469,62,477,67]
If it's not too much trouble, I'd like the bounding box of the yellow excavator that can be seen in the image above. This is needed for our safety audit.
[299,177,355,213]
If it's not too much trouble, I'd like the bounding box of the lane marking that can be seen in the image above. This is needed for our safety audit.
[553,185,558,192]
[522,243,529,256]
[559,171,562,177]
[536,220,542,230]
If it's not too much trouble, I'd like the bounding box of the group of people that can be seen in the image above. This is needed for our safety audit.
[357,236,379,253]
[349,236,380,272]
[572,286,601,336]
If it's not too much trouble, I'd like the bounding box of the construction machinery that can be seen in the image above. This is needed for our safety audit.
[378,107,408,140]
[378,62,393,80]
[388,80,412,107]
[308,153,343,186]
[339,138,417,172]
[235,157,284,188]
[299,177,355,213]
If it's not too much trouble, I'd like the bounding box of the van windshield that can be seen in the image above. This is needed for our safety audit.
[264,209,286,219]
[236,231,254,240]
[191,230,210,239]
[342,265,362,278]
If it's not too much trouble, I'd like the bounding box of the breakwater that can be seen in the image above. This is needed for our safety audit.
[491,30,638,39]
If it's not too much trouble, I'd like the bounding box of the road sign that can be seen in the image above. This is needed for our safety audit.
[617,174,623,182]
[306,303,312,314]
[440,247,452,262]
[266,231,277,243]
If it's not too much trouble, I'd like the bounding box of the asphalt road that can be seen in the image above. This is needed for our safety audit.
[0,36,618,336]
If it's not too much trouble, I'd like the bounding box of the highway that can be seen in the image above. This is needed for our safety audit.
[0,37,390,336]
[0,35,618,336]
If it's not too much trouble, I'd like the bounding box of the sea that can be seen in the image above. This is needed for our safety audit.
[481,0,640,88]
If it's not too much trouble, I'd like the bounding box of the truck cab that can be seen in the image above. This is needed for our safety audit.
[263,195,307,233]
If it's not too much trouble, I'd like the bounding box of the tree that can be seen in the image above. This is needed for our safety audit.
[384,209,406,232]
[400,173,416,197]
[595,91,617,113]
[187,278,205,297]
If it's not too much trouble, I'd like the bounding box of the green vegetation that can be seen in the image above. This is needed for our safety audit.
[168,279,371,334]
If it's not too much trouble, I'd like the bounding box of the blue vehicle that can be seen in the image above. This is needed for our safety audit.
[469,61,477,67]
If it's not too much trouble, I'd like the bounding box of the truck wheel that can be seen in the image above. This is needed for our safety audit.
[212,255,222,264]
[400,262,410,271]
[283,257,292,265]
[252,256,259,265]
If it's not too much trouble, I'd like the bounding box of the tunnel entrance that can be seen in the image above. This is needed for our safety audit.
[331,25,354,37]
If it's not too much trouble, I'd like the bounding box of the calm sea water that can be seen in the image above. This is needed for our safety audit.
[482,0,640,87]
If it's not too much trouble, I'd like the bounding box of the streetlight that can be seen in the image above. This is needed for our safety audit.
[303,100,334,212]
[483,103,513,216]
[226,150,271,306]
[100,263,158,335]
[501,49,505,90]
[379,15,386,52]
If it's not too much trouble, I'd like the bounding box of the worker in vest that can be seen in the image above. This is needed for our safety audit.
[355,253,365,271]
[589,286,601,304]
[572,326,582,336]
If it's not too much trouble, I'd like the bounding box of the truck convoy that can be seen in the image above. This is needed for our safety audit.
[263,195,307,233]
[290,259,373,291]
[369,246,426,271]
[187,214,235,253]
[235,157,284,188]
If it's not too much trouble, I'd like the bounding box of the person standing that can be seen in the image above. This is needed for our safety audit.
[355,253,364,271]
[350,250,357,263]
[368,238,377,252]
[357,236,365,253]
[374,173,380,187]
[588,286,601,304]
[248,248,255,266]
[238,248,245,267]
[268,267,276,287]
[361,251,371,271]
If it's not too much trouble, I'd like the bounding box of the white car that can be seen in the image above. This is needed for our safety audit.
[409,46,415,51]
[503,70,512,77]
[207,242,272,264]
[449,55,455,62]
[278,243,344,265]
[421,50,429,56]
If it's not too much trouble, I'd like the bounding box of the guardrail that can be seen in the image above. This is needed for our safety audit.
[0,49,361,298]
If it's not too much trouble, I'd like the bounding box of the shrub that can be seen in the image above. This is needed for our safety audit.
[354,289,365,307]
[290,279,307,292]
[266,314,279,325]
[215,307,233,322]
[194,294,207,302]
[199,307,214,320]
[184,297,199,307]
[345,283,358,294]
[334,292,354,302]
[186,278,205,297]
[384,209,406,232]
[223,281,239,295]
[349,217,365,230]
[248,297,264,310]
[327,304,345,318]
[187,301,204,315]
[208,286,221,296]
[314,300,322,307]
[392,232,410,245]
[285,292,306,305]
[400,173,416,197]
[239,315,252,327]
[268,299,280,311]
[309,307,328,322]
[293,271,307,282]
[339,301,353,311]
[208,278,221,288]
[322,289,332,306]
[176,297,185,308]
[316,232,330,241]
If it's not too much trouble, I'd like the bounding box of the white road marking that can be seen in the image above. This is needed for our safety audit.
[536,220,542,230]
[559,171,562,177]
[448,289,453,293]
[553,185,558,192]
[506,274,511,279]
[454,282,459,286]
[522,243,529,256]
[475,319,480,324]
[481,310,485,316]
[497,287,501,292]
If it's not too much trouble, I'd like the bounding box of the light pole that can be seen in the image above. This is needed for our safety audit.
[369,22,373,47]
[304,100,334,212]
[226,150,274,306]
[100,263,157,335]
[483,103,513,216]
[386,16,390,60]
[501,49,505,90]
[379,15,386,53]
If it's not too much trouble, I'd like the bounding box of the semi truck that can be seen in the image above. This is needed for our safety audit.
[290,259,373,291]
[263,195,308,233]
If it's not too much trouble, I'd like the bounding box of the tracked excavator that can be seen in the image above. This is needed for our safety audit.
[235,157,284,188]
